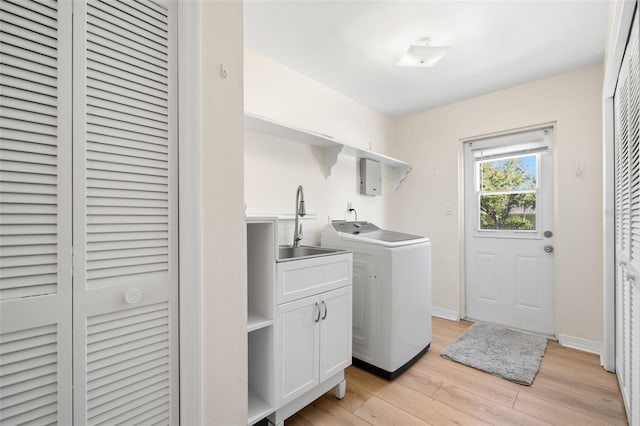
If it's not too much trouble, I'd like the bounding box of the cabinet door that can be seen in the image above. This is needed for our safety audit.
[319,286,352,382]
[276,295,319,406]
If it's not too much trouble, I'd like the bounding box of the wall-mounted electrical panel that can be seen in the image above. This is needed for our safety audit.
[360,159,382,196]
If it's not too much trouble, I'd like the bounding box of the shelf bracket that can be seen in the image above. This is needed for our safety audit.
[394,165,412,190]
[324,145,344,178]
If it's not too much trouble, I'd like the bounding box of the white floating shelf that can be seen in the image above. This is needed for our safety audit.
[244,112,412,189]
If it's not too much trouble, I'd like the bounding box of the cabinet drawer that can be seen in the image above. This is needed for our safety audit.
[276,253,352,304]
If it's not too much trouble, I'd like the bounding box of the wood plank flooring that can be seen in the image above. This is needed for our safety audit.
[285,317,628,426]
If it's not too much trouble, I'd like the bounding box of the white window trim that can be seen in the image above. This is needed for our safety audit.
[602,0,637,373]
[178,0,202,423]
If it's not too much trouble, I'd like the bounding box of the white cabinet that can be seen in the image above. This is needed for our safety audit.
[245,217,352,426]
[276,286,352,407]
[270,254,352,426]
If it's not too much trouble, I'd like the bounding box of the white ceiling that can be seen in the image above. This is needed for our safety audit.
[244,1,610,118]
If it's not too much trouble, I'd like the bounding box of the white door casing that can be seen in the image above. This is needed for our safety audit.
[464,128,555,336]
[0,0,73,423]
[72,0,179,423]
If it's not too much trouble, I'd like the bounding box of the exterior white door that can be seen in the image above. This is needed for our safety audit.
[464,128,555,336]
[0,0,73,423]
[72,1,179,424]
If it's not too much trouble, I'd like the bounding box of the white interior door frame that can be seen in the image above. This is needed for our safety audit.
[602,0,637,372]
[177,0,202,423]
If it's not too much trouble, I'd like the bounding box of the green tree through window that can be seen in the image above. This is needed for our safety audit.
[479,157,536,230]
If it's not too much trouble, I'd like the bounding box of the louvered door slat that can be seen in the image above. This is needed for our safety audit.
[88,86,168,116]
[87,87,167,118]
[88,355,167,392]
[0,86,57,109]
[89,0,166,42]
[0,63,57,88]
[87,106,168,133]
[0,2,56,31]
[86,21,167,65]
[88,122,168,146]
[87,27,167,71]
[87,96,168,124]
[87,44,168,85]
[1,143,57,160]
[0,54,57,79]
[0,20,57,49]
[73,0,178,423]
[86,5,166,56]
[0,34,56,65]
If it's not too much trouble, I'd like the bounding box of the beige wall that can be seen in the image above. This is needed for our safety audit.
[390,64,604,343]
[244,49,395,240]
[200,1,246,424]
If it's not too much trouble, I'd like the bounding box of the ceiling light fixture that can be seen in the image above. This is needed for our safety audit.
[397,37,448,68]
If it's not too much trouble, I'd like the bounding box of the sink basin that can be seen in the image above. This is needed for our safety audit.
[278,245,348,262]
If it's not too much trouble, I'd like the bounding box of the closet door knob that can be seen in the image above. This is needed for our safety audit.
[125,289,143,304]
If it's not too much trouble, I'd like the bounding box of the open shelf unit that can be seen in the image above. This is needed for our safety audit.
[244,112,412,189]
[246,218,277,425]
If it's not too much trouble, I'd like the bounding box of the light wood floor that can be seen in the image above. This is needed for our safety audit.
[285,317,628,426]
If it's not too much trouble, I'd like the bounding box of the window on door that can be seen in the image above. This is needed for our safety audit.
[477,154,539,232]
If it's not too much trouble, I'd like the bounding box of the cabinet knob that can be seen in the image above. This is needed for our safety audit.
[321,301,328,320]
[314,302,320,322]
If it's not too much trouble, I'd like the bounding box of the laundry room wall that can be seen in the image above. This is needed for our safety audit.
[244,48,397,243]
[389,64,604,348]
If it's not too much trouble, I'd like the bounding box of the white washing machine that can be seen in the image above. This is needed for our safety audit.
[321,221,431,379]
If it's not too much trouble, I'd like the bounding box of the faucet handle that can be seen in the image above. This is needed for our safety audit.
[298,224,303,240]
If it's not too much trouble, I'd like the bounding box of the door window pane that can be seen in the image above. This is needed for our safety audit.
[478,154,538,231]
[480,155,537,191]
[480,193,536,230]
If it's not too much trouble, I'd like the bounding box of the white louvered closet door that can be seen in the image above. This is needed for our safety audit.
[0,0,73,424]
[72,1,178,424]
[614,7,640,425]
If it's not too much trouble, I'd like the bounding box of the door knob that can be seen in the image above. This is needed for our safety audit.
[544,245,554,253]
[544,230,553,238]
[125,289,143,304]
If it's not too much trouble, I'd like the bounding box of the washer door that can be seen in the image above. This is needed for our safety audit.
[352,253,378,363]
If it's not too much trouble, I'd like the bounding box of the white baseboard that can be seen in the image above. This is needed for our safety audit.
[432,307,460,321]
[558,334,602,355]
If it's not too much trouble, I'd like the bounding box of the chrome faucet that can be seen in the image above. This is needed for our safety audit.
[293,185,306,247]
